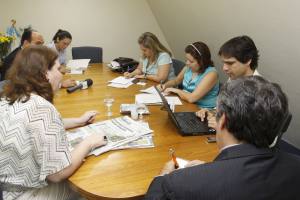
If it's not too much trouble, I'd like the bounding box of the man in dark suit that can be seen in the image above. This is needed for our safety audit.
[0,29,44,81]
[0,29,76,88]
[145,76,300,200]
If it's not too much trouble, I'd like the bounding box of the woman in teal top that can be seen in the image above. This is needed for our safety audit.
[159,42,219,109]
[124,32,175,82]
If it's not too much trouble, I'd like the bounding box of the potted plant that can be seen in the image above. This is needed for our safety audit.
[0,33,13,61]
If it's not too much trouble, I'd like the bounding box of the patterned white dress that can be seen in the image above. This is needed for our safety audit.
[0,94,73,200]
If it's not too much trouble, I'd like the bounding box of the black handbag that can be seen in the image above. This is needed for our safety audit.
[111,57,138,73]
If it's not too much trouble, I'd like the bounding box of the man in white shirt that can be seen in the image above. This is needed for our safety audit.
[219,35,260,80]
[196,36,261,126]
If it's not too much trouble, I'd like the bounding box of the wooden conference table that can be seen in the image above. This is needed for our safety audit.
[54,64,219,200]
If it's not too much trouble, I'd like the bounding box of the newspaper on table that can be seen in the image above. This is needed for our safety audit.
[66,116,153,156]
[112,121,154,150]
[112,134,154,150]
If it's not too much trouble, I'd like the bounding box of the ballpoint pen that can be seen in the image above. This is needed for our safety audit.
[169,148,179,169]
[160,80,165,92]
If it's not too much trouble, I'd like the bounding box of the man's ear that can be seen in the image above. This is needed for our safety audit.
[246,59,252,67]
[218,113,227,130]
[23,40,30,47]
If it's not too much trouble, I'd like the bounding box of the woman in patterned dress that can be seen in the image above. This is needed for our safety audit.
[0,46,107,200]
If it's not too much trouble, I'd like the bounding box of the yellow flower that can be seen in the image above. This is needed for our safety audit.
[0,35,13,44]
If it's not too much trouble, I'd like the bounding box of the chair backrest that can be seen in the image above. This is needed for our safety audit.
[172,58,185,76]
[72,46,103,63]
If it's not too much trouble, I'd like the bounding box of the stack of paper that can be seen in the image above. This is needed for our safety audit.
[135,94,182,105]
[108,76,135,88]
[66,116,154,156]
[66,59,90,74]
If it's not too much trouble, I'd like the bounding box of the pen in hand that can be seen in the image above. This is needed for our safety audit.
[169,148,179,169]
[160,80,165,92]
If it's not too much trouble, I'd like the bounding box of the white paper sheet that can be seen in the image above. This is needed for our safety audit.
[109,76,135,85]
[135,94,182,105]
[140,86,158,94]
[108,82,133,88]
[66,59,90,70]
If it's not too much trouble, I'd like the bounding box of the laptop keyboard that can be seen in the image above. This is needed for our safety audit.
[174,112,208,133]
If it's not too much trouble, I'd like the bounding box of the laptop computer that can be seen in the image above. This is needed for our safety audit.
[154,86,215,136]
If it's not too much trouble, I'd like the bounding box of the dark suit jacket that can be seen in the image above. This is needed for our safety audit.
[145,144,300,200]
[0,46,21,81]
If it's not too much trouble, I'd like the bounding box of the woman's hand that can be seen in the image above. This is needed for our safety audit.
[156,83,166,91]
[124,72,133,78]
[134,74,146,79]
[61,79,77,88]
[163,87,178,95]
[63,110,99,129]
[77,110,99,125]
[85,132,107,150]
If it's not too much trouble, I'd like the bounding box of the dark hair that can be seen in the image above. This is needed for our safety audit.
[1,46,58,104]
[53,29,72,42]
[20,28,33,46]
[218,36,259,70]
[216,76,288,148]
[185,41,214,72]
[138,32,172,60]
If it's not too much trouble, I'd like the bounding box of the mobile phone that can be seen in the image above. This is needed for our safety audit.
[206,136,216,143]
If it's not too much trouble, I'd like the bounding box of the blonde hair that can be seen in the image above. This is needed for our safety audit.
[138,32,172,60]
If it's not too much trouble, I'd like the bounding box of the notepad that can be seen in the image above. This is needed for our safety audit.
[109,76,135,85]
[66,59,90,70]
[140,86,158,94]
[177,158,188,168]
[135,94,182,105]
[107,76,136,88]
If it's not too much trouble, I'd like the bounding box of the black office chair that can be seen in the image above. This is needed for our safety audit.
[72,46,103,63]
[172,58,185,76]
[279,139,300,156]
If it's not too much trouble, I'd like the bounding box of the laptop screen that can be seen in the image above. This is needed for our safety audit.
[154,86,181,127]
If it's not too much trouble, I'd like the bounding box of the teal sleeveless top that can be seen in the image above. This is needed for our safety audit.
[182,66,219,108]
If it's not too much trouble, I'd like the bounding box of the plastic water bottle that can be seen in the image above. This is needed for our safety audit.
[130,106,138,120]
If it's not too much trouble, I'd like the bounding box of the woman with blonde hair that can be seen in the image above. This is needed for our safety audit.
[124,32,175,82]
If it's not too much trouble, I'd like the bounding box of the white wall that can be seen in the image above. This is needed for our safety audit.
[0,0,171,62]
[147,0,300,147]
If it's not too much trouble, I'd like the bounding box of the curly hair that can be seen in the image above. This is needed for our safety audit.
[1,46,58,104]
